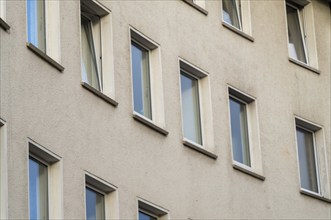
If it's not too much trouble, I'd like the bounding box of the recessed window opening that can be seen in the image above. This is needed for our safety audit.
[27,0,46,52]
[222,0,242,30]
[85,185,105,220]
[131,40,152,120]
[286,2,308,64]
[29,155,49,220]
[296,125,320,193]
[229,95,250,167]
[180,70,202,145]
[139,210,158,220]
[80,2,104,91]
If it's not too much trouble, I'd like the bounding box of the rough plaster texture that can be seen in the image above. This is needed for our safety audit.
[0,0,330,219]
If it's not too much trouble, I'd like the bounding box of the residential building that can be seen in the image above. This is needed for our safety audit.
[0,0,330,219]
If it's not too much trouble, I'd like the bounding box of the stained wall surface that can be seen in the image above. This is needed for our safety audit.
[0,0,330,219]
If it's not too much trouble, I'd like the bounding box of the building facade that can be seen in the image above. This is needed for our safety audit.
[0,0,330,219]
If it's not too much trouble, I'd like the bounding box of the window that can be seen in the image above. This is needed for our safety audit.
[222,0,242,30]
[228,86,264,180]
[221,0,252,40]
[294,117,330,202]
[179,59,216,159]
[29,157,48,219]
[180,72,202,145]
[286,2,307,63]
[28,140,63,219]
[131,42,152,119]
[182,0,207,15]
[85,173,119,220]
[130,28,167,135]
[285,0,319,70]
[229,96,250,166]
[0,120,8,219]
[0,0,10,30]
[139,211,157,220]
[26,0,63,71]
[80,0,117,105]
[27,0,46,52]
[138,199,169,220]
[296,126,319,192]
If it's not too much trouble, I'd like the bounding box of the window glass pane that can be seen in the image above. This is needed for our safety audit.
[296,128,319,193]
[29,157,48,220]
[222,0,241,29]
[180,72,202,145]
[139,211,157,220]
[86,187,105,220]
[131,42,152,119]
[229,98,250,166]
[81,16,101,91]
[27,0,46,52]
[286,4,307,63]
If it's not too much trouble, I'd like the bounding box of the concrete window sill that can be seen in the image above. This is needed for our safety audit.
[289,58,320,74]
[26,42,64,72]
[133,112,169,136]
[232,163,265,181]
[222,22,254,42]
[183,139,217,159]
[0,17,10,31]
[182,0,208,15]
[81,82,118,107]
[300,189,331,204]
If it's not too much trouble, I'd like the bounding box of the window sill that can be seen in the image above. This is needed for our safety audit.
[182,0,208,15]
[26,42,64,72]
[133,112,168,136]
[0,17,10,31]
[183,139,217,159]
[81,82,118,107]
[222,22,254,42]
[300,189,331,204]
[289,58,320,74]
[232,163,265,181]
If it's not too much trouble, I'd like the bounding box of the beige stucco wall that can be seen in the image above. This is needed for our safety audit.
[0,0,330,219]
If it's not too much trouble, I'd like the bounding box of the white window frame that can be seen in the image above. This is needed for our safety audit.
[294,117,330,202]
[0,119,8,219]
[84,172,119,220]
[28,139,63,219]
[227,85,264,180]
[129,27,167,135]
[80,0,117,105]
[179,58,216,159]
[285,0,319,70]
[137,198,169,220]
[221,0,253,40]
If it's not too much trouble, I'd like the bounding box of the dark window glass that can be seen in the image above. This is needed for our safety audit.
[296,127,319,193]
[86,187,105,220]
[29,157,48,220]
[180,72,202,145]
[229,97,250,166]
[131,42,152,119]
[139,211,157,220]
